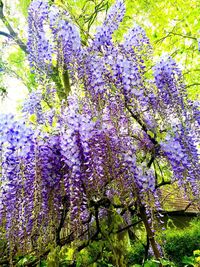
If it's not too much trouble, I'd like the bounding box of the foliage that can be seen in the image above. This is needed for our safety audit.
[46,245,76,266]
[127,241,145,265]
[16,254,36,266]
[0,0,199,265]
[162,219,200,267]
[182,250,200,267]
[18,0,32,17]
[129,258,175,267]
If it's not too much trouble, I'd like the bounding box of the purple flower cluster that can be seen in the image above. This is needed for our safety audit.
[0,114,65,251]
[0,115,34,244]
[1,0,199,257]
[123,24,151,53]
[22,91,44,124]
[28,0,82,83]
[27,0,54,73]
[153,56,185,113]
[83,53,109,101]
[57,21,81,61]
[93,0,125,50]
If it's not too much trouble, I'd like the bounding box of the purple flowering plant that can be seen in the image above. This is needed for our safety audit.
[0,0,199,264]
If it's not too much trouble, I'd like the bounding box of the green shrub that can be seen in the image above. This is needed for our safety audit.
[162,219,200,267]
[127,241,146,265]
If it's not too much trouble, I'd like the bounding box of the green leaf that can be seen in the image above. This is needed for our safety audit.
[29,114,37,124]
[193,250,200,257]
[160,258,175,266]
[37,260,47,267]
[144,259,160,267]
[182,256,195,266]
[18,0,32,16]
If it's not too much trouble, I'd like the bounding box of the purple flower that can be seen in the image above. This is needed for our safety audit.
[93,0,125,50]
[28,0,54,73]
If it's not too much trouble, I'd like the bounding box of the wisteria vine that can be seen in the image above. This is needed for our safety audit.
[0,0,199,263]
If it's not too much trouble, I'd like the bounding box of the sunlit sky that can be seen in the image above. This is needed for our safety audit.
[0,76,28,114]
[0,0,28,114]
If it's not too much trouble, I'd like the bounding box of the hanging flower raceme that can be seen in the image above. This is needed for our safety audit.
[153,56,186,113]
[115,53,144,102]
[82,53,109,102]
[160,125,200,195]
[27,0,54,73]
[0,115,35,247]
[60,96,87,227]
[123,24,152,76]
[57,21,81,62]
[93,0,125,50]
[49,4,82,69]
[123,24,152,53]
[22,90,44,124]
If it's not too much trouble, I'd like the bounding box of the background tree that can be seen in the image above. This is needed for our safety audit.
[0,0,200,99]
[0,0,199,266]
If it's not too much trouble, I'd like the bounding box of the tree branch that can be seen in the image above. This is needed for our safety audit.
[139,204,162,261]
[184,199,199,212]
[167,31,197,40]
[0,30,11,38]
[147,144,160,168]
[115,220,142,234]
[186,83,200,88]
[125,101,158,145]
[155,180,171,189]
[0,0,28,53]
[125,100,161,169]
[56,195,70,246]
